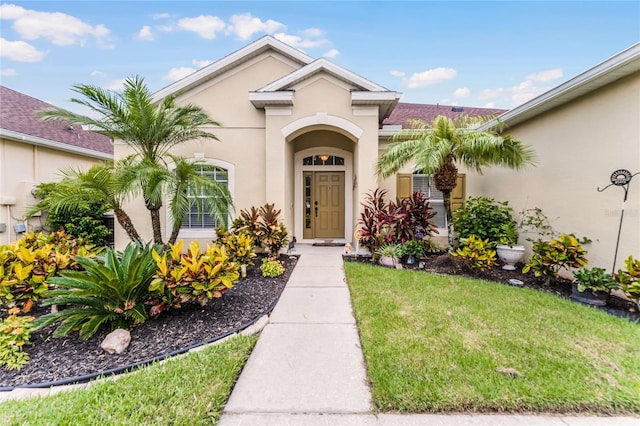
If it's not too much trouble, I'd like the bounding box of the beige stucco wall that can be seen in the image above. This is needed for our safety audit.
[464,72,640,271]
[0,137,101,244]
[113,50,383,248]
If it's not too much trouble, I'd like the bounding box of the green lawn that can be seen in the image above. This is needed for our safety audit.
[0,334,257,425]
[344,262,640,414]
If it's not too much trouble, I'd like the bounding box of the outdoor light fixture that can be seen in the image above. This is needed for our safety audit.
[318,154,330,162]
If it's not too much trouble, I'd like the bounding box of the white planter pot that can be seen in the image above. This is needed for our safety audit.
[379,256,396,268]
[496,245,525,270]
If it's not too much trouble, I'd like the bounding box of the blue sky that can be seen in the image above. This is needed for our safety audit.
[1,1,638,111]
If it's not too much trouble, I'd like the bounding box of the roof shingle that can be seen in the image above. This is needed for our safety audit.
[0,86,113,155]
[382,102,507,128]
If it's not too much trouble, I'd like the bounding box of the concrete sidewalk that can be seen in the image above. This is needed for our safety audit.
[219,244,639,426]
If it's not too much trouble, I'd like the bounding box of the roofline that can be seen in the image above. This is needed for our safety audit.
[257,58,391,93]
[0,128,113,160]
[487,42,640,130]
[151,36,314,102]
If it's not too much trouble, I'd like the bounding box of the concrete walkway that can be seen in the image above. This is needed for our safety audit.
[219,244,639,426]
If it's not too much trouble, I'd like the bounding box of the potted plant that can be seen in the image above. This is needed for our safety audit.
[376,243,400,267]
[572,267,618,306]
[495,221,526,270]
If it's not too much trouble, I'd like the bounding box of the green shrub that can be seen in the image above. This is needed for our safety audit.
[0,230,100,312]
[397,240,425,261]
[233,203,289,256]
[0,308,34,370]
[149,240,239,313]
[573,267,618,293]
[452,196,516,246]
[451,235,497,271]
[33,243,159,339]
[613,255,640,308]
[32,182,112,247]
[260,258,284,278]
[523,233,588,285]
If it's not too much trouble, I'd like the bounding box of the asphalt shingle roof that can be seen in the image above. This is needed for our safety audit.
[0,86,113,155]
[382,102,508,128]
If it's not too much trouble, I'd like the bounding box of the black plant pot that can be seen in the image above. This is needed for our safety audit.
[571,283,609,306]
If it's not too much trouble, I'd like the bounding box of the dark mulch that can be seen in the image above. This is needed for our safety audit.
[1,254,298,389]
[345,252,640,323]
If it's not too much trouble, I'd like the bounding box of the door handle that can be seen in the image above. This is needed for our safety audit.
[315,206,318,217]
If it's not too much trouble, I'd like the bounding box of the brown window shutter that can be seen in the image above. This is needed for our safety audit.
[396,174,412,200]
[451,174,466,212]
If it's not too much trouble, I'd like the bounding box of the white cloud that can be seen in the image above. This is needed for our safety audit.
[478,87,504,100]
[0,38,46,62]
[226,13,285,40]
[178,15,225,39]
[453,87,470,98]
[1,68,17,76]
[137,25,153,41]
[525,68,563,83]
[274,32,329,49]
[163,66,196,81]
[404,67,457,89]
[104,78,126,91]
[192,59,212,68]
[157,25,173,33]
[152,13,171,20]
[0,3,112,47]
[390,70,406,78]
[90,70,106,77]
[483,101,496,108]
[477,68,564,107]
[323,48,340,58]
[300,28,325,38]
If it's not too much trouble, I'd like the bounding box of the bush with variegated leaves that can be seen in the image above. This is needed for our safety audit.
[0,230,99,312]
[148,240,240,316]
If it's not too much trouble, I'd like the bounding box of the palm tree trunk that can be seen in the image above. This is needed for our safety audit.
[149,208,163,244]
[168,224,180,246]
[114,208,142,242]
[442,190,455,252]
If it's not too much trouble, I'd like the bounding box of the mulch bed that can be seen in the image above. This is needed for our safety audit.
[345,252,640,323]
[0,254,298,389]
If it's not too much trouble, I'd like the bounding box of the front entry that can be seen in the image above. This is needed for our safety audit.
[302,171,345,239]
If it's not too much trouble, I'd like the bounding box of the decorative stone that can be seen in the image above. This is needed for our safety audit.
[100,329,131,354]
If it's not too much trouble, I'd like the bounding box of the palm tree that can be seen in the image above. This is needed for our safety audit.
[118,155,231,245]
[376,115,537,251]
[30,162,142,242]
[39,75,225,244]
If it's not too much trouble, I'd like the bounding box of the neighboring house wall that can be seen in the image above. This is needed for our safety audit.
[0,137,106,244]
[0,86,113,245]
[465,71,640,271]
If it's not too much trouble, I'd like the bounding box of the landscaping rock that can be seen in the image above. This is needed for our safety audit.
[496,366,522,377]
[101,329,131,354]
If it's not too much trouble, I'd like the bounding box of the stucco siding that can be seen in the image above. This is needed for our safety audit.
[0,137,100,244]
[464,72,640,271]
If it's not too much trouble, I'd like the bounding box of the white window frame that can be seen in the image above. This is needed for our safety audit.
[412,173,447,232]
[166,156,235,240]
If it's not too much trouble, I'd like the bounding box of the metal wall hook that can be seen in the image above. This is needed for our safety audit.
[597,169,638,274]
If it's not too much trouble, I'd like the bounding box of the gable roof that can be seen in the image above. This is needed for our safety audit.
[491,42,640,129]
[250,57,401,120]
[152,36,314,101]
[382,102,507,129]
[0,86,112,159]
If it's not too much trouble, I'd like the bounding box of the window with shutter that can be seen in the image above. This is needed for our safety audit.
[395,173,466,230]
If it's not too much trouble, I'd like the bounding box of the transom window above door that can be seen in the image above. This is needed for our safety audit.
[302,155,345,166]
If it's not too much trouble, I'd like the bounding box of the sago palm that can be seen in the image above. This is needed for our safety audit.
[39,76,223,244]
[33,243,160,339]
[376,115,536,251]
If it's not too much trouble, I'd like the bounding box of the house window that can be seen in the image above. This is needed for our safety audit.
[302,155,344,166]
[181,165,229,230]
[412,174,447,228]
